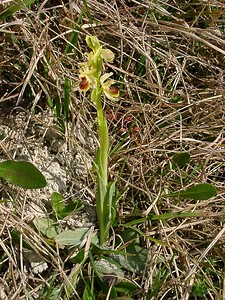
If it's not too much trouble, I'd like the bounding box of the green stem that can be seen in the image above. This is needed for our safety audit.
[96,95,109,187]
[92,84,109,245]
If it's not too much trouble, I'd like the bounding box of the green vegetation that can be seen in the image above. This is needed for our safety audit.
[0,0,225,299]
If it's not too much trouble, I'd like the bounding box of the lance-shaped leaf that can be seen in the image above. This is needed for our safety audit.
[0,0,36,20]
[163,183,217,200]
[0,160,47,189]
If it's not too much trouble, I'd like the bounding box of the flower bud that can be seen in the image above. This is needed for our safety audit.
[86,35,100,52]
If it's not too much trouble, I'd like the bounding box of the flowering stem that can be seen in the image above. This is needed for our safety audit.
[91,84,109,245]
[96,93,109,186]
[79,35,119,246]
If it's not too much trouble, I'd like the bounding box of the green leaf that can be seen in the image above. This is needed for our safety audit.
[95,258,124,281]
[0,0,36,20]
[0,160,47,189]
[111,184,120,226]
[172,152,190,168]
[192,282,208,297]
[69,248,85,264]
[163,183,217,200]
[147,265,168,299]
[82,284,96,300]
[113,240,148,274]
[59,200,83,218]
[51,193,83,218]
[47,97,54,109]
[111,230,148,274]
[51,192,65,214]
[120,228,139,244]
[64,9,84,55]
[114,281,137,295]
[11,229,33,251]
[63,77,71,121]
[54,228,90,247]
[33,218,59,239]
[102,181,115,231]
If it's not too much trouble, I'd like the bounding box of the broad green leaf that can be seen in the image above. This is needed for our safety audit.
[121,225,171,248]
[119,228,139,244]
[54,228,90,247]
[172,152,190,168]
[112,230,147,274]
[163,183,217,200]
[51,192,65,214]
[0,160,47,189]
[95,258,124,280]
[33,218,59,239]
[0,0,36,20]
[113,243,148,274]
[69,248,85,264]
[59,200,83,218]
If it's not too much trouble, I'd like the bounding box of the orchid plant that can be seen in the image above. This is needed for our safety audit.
[79,35,119,246]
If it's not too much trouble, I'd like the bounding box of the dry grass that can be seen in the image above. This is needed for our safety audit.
[1,0,225,299]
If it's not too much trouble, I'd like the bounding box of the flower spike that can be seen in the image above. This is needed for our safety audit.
[78,35,120,246]
[78,35,119,100]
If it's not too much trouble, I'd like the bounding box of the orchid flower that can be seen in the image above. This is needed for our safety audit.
[100,73,119,101]
[79,36,119,101]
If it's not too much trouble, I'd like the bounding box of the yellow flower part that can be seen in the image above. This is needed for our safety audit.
[100,73,119,101]
[78,36,119,101]
[78,60,96,92]
[101,49,115,63]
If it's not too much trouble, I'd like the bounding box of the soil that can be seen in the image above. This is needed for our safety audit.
[0,106,97,272]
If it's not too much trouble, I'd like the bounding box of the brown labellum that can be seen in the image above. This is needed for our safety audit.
[109,85,119,95]
[79,76,89,91]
